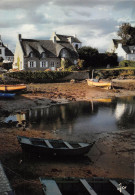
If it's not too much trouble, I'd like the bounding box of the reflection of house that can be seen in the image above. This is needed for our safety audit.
[114,103,126,120]
[16,113,26,124]
[13,32,81,71]
[0,35,14,63]
[107,39,135,62]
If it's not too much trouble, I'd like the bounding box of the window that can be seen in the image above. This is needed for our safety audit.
[42,52,46,58]
[28,61,36,68]
[0,49,1,54]
[75,44,78,50]
[51,61,55,67]
[74,60,77,65]
[40,61,46,68]
[30,52,33,57]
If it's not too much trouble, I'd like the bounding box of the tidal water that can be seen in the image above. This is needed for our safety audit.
[2,96,135,136]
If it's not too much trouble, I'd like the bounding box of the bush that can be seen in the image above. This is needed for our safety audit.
[5,71,71,83]
[119,60,135,67]
[65,65,81,71]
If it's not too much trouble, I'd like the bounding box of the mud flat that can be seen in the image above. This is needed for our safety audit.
[0,81,134,194]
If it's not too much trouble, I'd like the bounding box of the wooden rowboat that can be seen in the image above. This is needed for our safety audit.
[17,136,95,156]
[0,84,26,92]
[40,177,134,195]
[0,93,15,98]
[87,79,111,89]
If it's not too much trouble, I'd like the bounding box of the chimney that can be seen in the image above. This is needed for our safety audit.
[68,37,72,43]
[53,36,56,43]
[18,34,22,41]
[118,43,122,48]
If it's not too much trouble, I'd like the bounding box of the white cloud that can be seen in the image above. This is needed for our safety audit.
[0,0,134,53]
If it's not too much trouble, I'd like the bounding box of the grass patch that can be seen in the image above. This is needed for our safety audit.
[96,66,135,71]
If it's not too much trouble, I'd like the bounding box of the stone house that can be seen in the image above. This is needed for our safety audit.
[107,39,135,62]
[0,35,14,63]
[13,32,81,71]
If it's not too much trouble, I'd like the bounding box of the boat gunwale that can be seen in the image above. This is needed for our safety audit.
[17,135,92,150]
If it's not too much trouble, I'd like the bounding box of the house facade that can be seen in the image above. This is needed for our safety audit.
[0,35,14,63]
[13,32,81,71]
[107,39,135,62]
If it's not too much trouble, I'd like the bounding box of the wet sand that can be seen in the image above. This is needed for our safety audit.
[0,81,134,194]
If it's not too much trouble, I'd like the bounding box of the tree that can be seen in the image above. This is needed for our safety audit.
[77,46,99,68]
[78,46,99,60]
[117,23,135,45]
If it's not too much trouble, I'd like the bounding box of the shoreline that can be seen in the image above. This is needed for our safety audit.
[0,81,135,114]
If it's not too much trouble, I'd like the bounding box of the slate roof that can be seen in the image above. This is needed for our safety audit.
[5,47,14,56]
[112,39,135,54]
[112,39,122,48]
[21,39,57,58]
[20,38,78,58]
[56,34,81,43]
[122,45,135,54]
[1,44,14,57]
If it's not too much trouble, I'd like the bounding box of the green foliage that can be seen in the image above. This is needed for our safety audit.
[61,59,71,70]
[78,59,84,69]
[99,53,118,67]
[6,71,71,83]
[77,46,117,69]
[119,60,135,67]
[78,46,98,59]
[65,65,78,71]
[77,46,99,68]
[94,69,135,79]
[117,23,135,45]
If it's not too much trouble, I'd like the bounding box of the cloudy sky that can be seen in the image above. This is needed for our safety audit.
[0,0,135,52]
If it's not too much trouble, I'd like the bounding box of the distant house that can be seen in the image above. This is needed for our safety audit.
[0,35,14,63]
[13,32,81,71]
[107,39,135,62]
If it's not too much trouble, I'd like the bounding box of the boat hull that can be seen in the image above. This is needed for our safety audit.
[0,85,26,92]
[87,79,111,89]
[0,93,15,98]
[40,177,134,195]
[17,136,95,157]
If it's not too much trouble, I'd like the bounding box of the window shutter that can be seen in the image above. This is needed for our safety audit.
[46,61,48,67]
[34,61,36,67]
[28,61,30,68]
[40,61,42,68]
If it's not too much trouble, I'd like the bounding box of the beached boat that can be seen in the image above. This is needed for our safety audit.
[40,177,134,195]
[87,79,111,89]
[0,84,26,92]
[17,136,95,156]
[0,93,15,98]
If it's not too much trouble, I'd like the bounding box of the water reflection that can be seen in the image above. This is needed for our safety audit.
[2,97,135,135]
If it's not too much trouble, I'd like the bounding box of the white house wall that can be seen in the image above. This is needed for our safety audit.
[0,46,6,60]
[115,45,127,62]
[107,40,116,53]
[127,54,135,61]
[13,40,24,70]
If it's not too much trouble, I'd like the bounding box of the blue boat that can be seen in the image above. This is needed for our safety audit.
[0,93,15,98]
